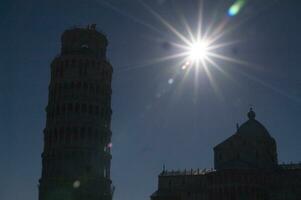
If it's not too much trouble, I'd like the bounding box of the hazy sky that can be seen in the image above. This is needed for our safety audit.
[0,0,301,200]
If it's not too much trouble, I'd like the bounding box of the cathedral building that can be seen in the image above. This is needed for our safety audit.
[39,25,113,200]
[151,109,301,200]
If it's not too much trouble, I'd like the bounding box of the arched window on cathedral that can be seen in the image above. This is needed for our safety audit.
[96,85,100,93]
[48,134,52,149]
[65,60,69,68]
[66,127,71,144]
[62,104,66,114]
[59,130,64,144]
[71,59,76,67]
[68,103,73,112]
[50,67,54,81]
[71,81,74,90]
[54,83,58,92]
[83,82,88,90]
[51,110,55,119]
[90,83,95,94]
[53,128,58,143]
[104,119,108,128]
[81,104,87,113]
[60,127,64,136]
[75,103,80,113]
[93,132,97,145]
[63,82,68,90]
[84,60,88,75]
[78,59,83,76]
[56,105,60,116]
[46,109,50,118]
[76,81,81,89]
[59,63,64,78]
[89,105,93,114]
[58,83,62,97]
[65,132,71,145]
[79,66,83,76]
[73,127,78,142]
[80,127,86,140]
[55,65,59,77]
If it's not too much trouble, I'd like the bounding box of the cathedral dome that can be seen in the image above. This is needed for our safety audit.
[214,108,278,170]
[236,108,271,139]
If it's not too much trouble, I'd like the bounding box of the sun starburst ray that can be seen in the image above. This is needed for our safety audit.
[207,52,252,67]
[204,57,237,84]
[202,60,223,99]
[97,0,167,36]
[180,15,196,43]
[140,1,192,45]
[117,52,189,73]
[206,40,241,51]
[196,0,204,42]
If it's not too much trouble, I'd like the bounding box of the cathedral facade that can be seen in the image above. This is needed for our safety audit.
[39,25,113,200]
[151,109,301,200]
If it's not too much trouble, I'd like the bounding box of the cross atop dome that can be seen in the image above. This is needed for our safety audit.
[247,107,256,120]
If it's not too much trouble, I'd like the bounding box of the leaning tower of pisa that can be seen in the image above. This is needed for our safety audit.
[39,24,113,200]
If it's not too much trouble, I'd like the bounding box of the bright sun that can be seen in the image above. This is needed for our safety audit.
[188,40,210,62]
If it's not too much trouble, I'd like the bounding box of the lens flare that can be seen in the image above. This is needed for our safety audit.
[228,0,246,16]
[168,78,174,84]
[73,180,80,188]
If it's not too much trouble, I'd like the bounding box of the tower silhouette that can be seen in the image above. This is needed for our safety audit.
[39,25,113,200]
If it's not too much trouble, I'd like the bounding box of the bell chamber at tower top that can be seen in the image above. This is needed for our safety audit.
[61,25,108,59]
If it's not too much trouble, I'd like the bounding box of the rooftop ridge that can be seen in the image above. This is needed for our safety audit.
[160,168,215,176]
[279,162,301,170]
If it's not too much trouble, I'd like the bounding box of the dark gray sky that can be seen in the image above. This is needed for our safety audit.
[0,0,301,200]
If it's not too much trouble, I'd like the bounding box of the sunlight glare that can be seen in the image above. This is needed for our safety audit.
[188,40,209,62]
